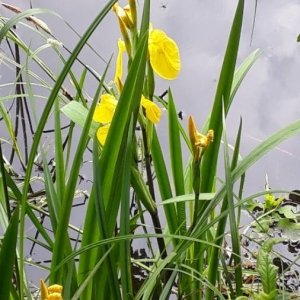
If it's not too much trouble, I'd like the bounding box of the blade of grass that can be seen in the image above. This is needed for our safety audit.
[93,136,122,300]
[50,61,110,287]
[229,48,265,105]
[3,168,54,248]
[155,94,191,153]
[176,119,300,263]
[221,104,242,297]
[92,29,150,299]
[99,34,148,211]
[200,0,244,193]
[76,32,150,298]
[168,89,186,235]
[0,8,58,42]
[119,118,134,299]
[151,128,178,244]
[54,93,65,205]
[11,1,117,296]
[42,155,59,231]
[206,116,243,299]
[0,142,11,220]
[0,204,19,299]
[135,253,176,300]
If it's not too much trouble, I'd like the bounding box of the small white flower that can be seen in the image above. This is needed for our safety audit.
[47,38,63,48]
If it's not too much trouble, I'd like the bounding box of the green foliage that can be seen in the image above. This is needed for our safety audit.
[0,0,299,299]
[0,205,20,299]
[258,239,283,295]
[264,194,285,210]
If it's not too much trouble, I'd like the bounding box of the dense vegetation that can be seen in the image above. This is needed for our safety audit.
[0,1,299,299]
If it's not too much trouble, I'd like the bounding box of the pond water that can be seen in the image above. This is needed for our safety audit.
[1,0,300,294]
[3,0,299,191]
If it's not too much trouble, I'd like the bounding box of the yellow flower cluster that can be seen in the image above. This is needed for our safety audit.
[93,94,162,145]
[40,279,63,300]
[113,2,181,83]
[92,1,181,146]
[188,116,214,161]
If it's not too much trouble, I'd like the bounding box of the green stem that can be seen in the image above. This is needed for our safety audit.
[141,125,167,259]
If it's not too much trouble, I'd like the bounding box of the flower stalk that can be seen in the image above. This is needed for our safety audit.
[188,116,214,227]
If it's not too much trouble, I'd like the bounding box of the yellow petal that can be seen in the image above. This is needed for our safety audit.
[188,116,199,159]
[195,132,208,147]
[141,96,162,123]
[206,130,214,144]
[114,39,126,93]
[149,22,153,33]
[48,284,63,294]
[97,124,110,145]
[188,116,214,161]
[48,294,63,300]
[123,5,133,23]
[112,4,132,56]
[112,3,133,29]
[40,279,49,300]
[93,94,117,123]
[149,29,181,80]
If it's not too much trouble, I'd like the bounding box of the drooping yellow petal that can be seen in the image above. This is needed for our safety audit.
[141,96,162,123]
[149,29,181,80]
[97,124,110,145]
[40,279,49,300]
[93,94,118,123]
[114,39,126,93]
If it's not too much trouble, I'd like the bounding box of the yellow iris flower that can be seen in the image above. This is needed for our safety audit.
[96,124,110,146]
[113,2,180,81]
[141,95,162,123]
[93,94,118,123]
[188,116,214,161]
[148,28,181,80]
[40,279,63,300]
[93,94,162,145]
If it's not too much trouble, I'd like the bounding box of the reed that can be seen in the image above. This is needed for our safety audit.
[0,1,299,299]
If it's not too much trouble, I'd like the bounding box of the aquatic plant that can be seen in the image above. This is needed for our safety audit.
[0,0,299,299]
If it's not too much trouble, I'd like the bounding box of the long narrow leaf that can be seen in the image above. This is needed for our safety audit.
[14,1,117,295]
[221,105,242,297]
[0,205,19,299]
[151,128,178,244]
[200,0,245,193]
[50,61,110,287]
[0,8,58,42]
[167,89,186,234]
[119,118,134,299]
[93,137,121,300]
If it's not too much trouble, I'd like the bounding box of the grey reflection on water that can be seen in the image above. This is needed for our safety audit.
[1,0,300,291]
